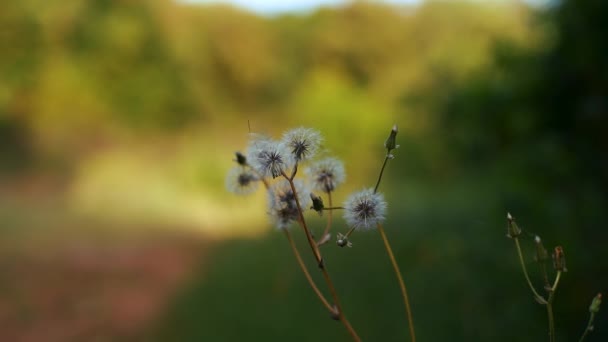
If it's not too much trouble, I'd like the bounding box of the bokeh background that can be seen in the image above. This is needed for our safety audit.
[1,0,607,341]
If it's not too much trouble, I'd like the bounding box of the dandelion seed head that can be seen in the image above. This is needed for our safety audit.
[306,157,346,193]
[282,127,323,162]
[225,167,259,195]
[343,188,387,230]
[268,179,311,230]
[247,138,292,179]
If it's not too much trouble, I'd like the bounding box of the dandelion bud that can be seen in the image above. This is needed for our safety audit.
[310,193,324,215]
[552,246,567,272]
[589,293,602,314]
[234,151,247,166]
[336,233,352,248]
[384,124,398,151]
[506,212,521,238]
[534,236,549,262]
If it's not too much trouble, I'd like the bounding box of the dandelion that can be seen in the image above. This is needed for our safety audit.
[225,167,260,195]
[306,157,346,193]
[343,188,387,230]
[282,127,323,162]
[268,179,311,229]
[247,138,292,179]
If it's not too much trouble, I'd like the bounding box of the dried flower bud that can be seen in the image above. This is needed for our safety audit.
[590,293,602,314]
[336,233,352,248]
[534,236,549,262]
[506,212,522,238]
[235,151,247,166]
[552,246,567,272]
[310,193,324,215]
[384,124,398,151]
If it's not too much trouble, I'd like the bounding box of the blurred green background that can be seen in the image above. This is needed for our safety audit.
[1,0,607,341]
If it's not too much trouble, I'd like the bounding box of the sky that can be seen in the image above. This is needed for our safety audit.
[178,0,424,15]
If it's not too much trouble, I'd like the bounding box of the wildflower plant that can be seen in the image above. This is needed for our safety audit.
[506,213,602,342]
[226,125,416,341]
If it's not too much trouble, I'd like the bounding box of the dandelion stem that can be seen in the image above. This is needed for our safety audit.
[546,271,562,342]
[514,238,547,304]
[317,192,334,245]
[322,206,345,210]
[281,171,361,342]
[578,312,596,342]
[374,155,390,194]
[547,303,555,342]
[345,226,356,239]
[550,271,562,294]
[283,229,334,313]
[377,223,416,342]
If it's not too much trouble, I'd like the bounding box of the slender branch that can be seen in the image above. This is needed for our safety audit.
[283,229,334,313]
[550,271,562,295]
[547,303,555,342]
[281,171,361,342]
[378,223,416,342]
[345,226,356,239]
[578,313,596,342]
[514,238,547,304]
[374,155,390,193]
[317,192,334,245]
[545,270,562,342]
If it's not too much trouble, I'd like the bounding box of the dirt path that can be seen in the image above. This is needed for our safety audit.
[0,233,207,342]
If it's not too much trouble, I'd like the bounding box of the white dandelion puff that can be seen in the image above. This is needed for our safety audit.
[247,138,292,179]
[225,167,259,195]
[268,179,311,230]
[281,127,323,162]
[306,157,346,193]
[343,188,387,230]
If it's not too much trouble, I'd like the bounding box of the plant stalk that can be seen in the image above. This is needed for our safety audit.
[378,223,416,342]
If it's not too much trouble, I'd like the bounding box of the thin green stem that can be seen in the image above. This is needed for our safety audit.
[550,271,562,295]
[514,238,547,304]
[547,303,555,342]
[545,271,562,342]
[578,313,596,342]
[378,223,416,342]
[345,226,356,239]
[373,155,390,193]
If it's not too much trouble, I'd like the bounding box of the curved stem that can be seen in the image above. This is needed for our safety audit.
[578,313,596,342]
[282,171,361,342]
[514,238,547,304]
[377,223,416,342]
[284,229,334,313]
